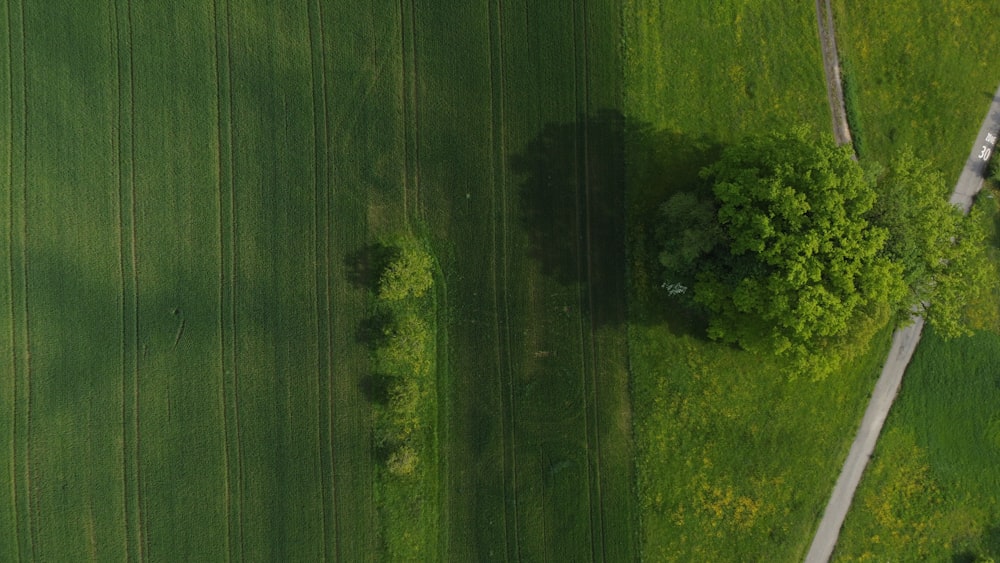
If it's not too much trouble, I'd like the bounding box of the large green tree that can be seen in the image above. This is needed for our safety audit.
[659,130,904,376]
[659,131,991,376]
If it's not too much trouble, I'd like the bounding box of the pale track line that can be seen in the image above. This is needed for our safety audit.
[210,0,234,559]
[485,1,517,558]
[4,0,21,558]
[220,3,246,558]
[578,1,610,559]
[572,1,608,559]
[121,2,147,558]
[16,0,38,557]
[109,2,133,560]
[307,0,338,558]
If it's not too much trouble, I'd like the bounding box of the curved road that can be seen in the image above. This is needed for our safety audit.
[804,78,1000,563]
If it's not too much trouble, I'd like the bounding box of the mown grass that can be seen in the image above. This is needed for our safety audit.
[833,191,1000,562]
[832,0,1000,181]
[623,0,900,559]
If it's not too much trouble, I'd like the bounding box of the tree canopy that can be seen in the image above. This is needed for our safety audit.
[657,130,987,377]
[378,242,434,301]
[868,148,991,338]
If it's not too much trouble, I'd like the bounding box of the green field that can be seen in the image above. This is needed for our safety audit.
[825,3,1000,559]
[833,0,1000,175]
[6,0,999,561]
[0,1,400,559]
[0,0,636,560]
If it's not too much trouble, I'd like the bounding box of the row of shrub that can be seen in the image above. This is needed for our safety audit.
[369,237,436,478]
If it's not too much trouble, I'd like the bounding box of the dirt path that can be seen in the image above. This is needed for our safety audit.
[815,0,853,148]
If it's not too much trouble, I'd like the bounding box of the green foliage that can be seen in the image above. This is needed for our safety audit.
[377,313,432,379]
[386,445,420,478]
[378,242,434,301]
[659,130,901,377]
[867,148,992,337]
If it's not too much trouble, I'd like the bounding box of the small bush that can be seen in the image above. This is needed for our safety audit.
[378,242,433,301]
[387,444,419,477]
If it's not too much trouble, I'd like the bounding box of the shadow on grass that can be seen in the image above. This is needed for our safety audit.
[356,309,394,350]
[510,109,724,337]
[345,243,398,291]
[358,373,393,405]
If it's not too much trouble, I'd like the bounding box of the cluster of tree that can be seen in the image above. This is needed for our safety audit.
[370,238,435,477]
[658,129,990,378]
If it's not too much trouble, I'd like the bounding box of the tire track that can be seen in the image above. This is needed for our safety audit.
[4,0,22,557]
[485,1,519,559]
[210,0,235,559]
[573,1,609,559]
[15,1,38,557]
[398,0,422,225]
[120,1,147,558]
[307,0,337,558]
[214,2,245,559]
[815,0,853,148]
[109,2,134,560]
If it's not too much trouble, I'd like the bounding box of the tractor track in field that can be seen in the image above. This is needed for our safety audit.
[4,0,22,558]
[487,0,522,559]
[120,1,148,559]
[110,2,132,560]
[573,1,609,559]
[398,0,423,225]
[306,1,337,560]
[816,0,853,148]
[210,0,236,559]
[212,1,246,559]
[13,1,38,558]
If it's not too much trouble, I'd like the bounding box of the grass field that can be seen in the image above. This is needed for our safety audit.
[832,0,1000,177]
[1,0,637,560]
[0,0,407,559]
[833,191,1000,562]
[622,1,904,560]
[409,0,636,559]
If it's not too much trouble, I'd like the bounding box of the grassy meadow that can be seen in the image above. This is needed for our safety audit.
[832,0,1000,175]
[622,0,903,560]
[823,3,1000,559]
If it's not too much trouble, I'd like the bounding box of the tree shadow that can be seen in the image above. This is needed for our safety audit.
[510,109,723,334]
[355,309,394,350]
[510,109,627,328]
[358,373,393,405]
[345,243,398,291]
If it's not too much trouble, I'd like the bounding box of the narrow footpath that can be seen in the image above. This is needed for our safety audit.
[806,3,1000,561]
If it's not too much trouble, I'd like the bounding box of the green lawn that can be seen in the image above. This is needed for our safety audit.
[833,0,1000,177]
[833,192,1000,562]
[623,0,900,560]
